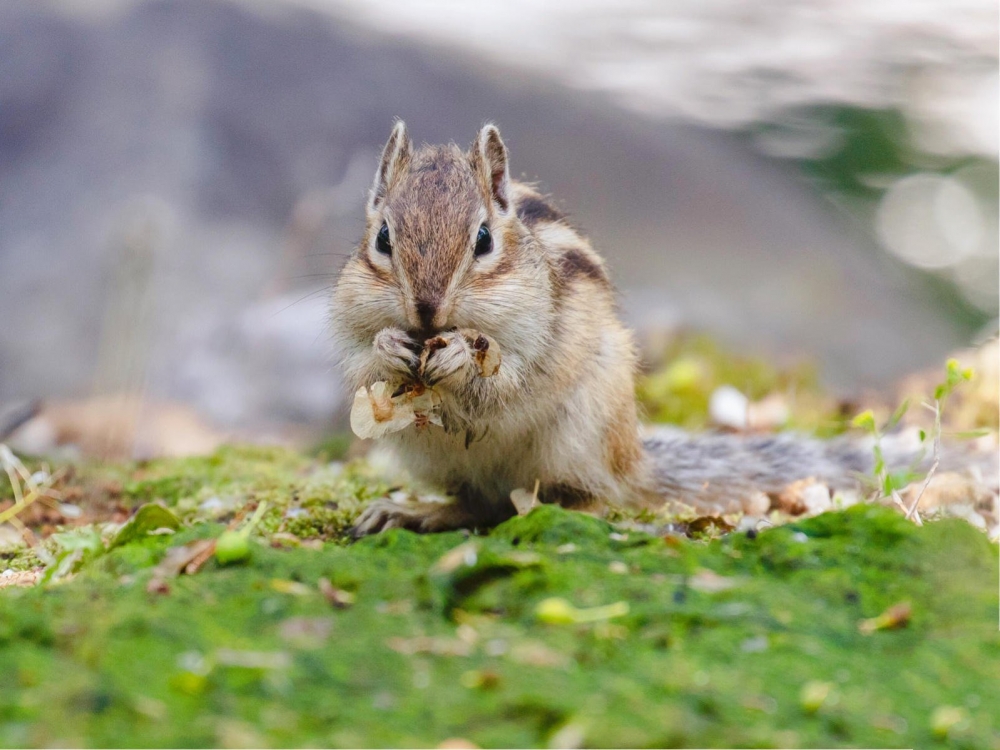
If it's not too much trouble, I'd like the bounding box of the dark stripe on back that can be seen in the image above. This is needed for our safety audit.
[516,195,563,225]
[558,248,607,285]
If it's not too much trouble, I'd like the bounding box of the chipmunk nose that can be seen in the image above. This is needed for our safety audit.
[414,298,438,333]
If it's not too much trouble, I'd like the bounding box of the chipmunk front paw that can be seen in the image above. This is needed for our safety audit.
[418,330,477,387]
[372,327,420,380]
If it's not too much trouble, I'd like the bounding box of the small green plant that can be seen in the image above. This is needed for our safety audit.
[853,358,974,524]
[215,499,270,565]
[0,444,62,545]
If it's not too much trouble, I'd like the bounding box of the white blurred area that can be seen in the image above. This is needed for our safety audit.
[293,0,997,140]
[293,0,1000,313]
[877,168,998,311]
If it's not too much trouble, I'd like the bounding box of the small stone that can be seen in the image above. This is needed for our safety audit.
[709,385,749,430]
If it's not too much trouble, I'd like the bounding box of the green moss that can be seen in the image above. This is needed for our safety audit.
[1,453,996,750]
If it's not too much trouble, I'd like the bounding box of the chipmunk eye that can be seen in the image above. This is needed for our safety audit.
[474,224,492,257]
[375,222,392,256]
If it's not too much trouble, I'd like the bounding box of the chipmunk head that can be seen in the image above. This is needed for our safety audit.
[339,121,546,342]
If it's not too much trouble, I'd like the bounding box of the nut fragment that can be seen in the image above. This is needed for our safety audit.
[418,331,501,380]
[351,331,502,440]
[466,331,501,378]
[417,337,449,379]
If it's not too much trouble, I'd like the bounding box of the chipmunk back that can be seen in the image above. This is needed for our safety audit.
[331,122,939,535]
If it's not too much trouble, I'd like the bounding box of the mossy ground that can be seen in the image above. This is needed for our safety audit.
[0,447,997,748]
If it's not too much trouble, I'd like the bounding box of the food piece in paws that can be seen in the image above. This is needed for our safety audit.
[417,330,501,381]
[418,335,450,380]
[350,381,442,439]
[469,332,501,378]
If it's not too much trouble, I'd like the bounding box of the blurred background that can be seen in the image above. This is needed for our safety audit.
[0,0,997,457]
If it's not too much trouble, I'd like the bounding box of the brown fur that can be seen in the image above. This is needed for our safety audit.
[332,122,651,536]
[557,248,609,286]
[516,195,564,225]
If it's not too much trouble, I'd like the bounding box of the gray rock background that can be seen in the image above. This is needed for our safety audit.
[0,0,994,439]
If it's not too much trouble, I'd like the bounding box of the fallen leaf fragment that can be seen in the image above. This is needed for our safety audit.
[507,640,570,669]
[930,705,970,738]
[459,669,500,690]
[147,539,216,593]
[269,532,301,548]
[683,515,736,537]
[270,579,312,596]
[747,393,790,430]
[858,601,911,634]
[535,597,629,625]
[438,738,479,749]
[0,568,41,589]
[689,568,741,593]
[510,480,541,516]
[214,649,291,670]
[317,577,355,608]
[774,478,832,517]
[278,616,333,648]
[800,680,833,713]
[431,541,479,575]
[549,721,586,750]
[109,503,181,550]
[387,636,472,657]
[184,539,218,575]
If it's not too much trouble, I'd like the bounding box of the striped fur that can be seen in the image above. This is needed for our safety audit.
[332,123,653,533]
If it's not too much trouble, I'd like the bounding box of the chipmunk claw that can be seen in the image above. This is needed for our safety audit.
[372,327,420,379]
[350,496,472,537]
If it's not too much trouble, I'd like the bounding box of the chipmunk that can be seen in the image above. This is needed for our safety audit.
[330,122,937,536]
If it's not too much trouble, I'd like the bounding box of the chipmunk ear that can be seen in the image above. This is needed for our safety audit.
[471,123,510,213]
[369,120,411,211]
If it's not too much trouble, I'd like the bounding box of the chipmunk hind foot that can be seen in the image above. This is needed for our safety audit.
[350,489,516,537]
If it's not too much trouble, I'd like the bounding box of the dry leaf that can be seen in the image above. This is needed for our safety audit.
[183,539,218,575]
[349,382,442,439]
[858,601,912,634]
[508,640,571,669]
[774,478,832,517]
[270,579,312,596]
[431,541,479,575]
[510,480,541,516]
[689,568,741,593]
[0,568,41,589]
[438,738,479,749]
[387,636,472,657]
[318,577,355,608]
[151,539,216,579]
[748,393,791,430]
[278,616,333,648]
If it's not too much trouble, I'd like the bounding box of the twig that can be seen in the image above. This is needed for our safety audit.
[905,400,942,524]
[0,444,62,534]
